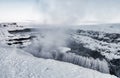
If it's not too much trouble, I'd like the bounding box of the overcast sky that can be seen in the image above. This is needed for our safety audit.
[0,0,120,25]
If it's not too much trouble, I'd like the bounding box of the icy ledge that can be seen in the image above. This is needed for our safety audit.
[0,47,117,78]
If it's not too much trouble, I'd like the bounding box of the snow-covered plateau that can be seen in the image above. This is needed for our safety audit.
[0,23,120,78]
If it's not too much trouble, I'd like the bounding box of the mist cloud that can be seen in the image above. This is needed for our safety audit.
[36,0,120,25]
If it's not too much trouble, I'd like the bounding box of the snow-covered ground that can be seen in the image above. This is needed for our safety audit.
[0,23,120,78]
[74,24,120,33]
[72,34,120,59]
[0,46,117,78]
